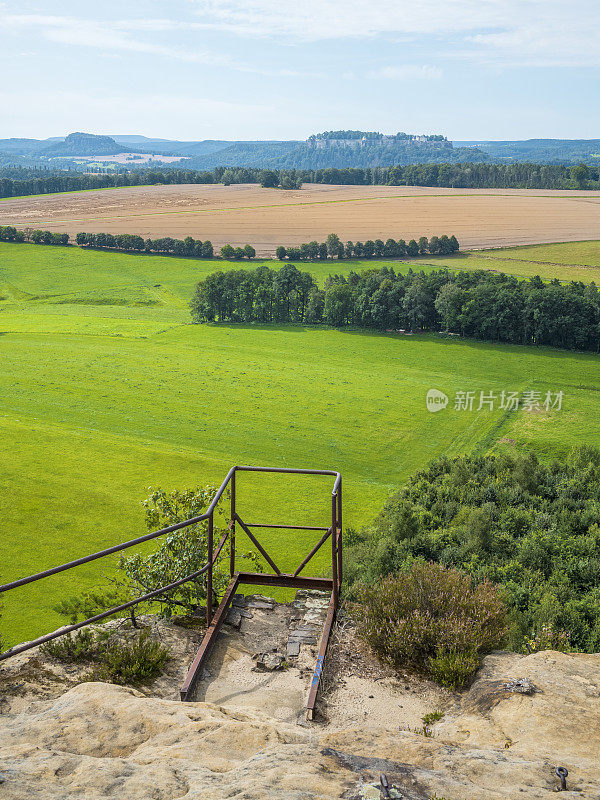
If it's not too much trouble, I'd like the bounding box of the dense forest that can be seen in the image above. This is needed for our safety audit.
[344,448,600,653]
[190,263,600,353]
[1,161,598,199]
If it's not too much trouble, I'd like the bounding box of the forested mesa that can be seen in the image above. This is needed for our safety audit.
[0,160,598,199]
[191,263,600,352]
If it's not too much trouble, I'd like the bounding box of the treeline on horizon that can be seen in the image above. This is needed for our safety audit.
[191,264,600,353]
[1,161,598,199]
[275,232,459,261]
[0,226,216,257]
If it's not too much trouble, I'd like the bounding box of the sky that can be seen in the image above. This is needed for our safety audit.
[1,0,598,141]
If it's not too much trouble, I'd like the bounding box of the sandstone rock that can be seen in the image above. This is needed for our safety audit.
[1,621,599,799]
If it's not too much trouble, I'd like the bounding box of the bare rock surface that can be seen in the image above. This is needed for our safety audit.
[1,609,599,799]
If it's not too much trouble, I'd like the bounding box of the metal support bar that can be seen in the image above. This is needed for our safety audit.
[0,555,221,662]
[305,590,337,720]
[206,515,213,627]
[236,572,333,591]
[230,471,236,578]
[331,496,339,608]
[293,528,332,577]
[243,523,329,531]
[180,574,240,701]
[235,514,282,575]
[337,478,343,587]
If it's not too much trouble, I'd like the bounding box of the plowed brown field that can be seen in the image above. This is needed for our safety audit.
[2,183,599,255]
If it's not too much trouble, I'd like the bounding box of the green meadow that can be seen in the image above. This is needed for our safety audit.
[1,240,599,646]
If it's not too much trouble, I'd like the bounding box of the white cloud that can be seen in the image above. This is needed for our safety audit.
[1,13,311,75]
[369,65,442,80]
[188,0,600,66]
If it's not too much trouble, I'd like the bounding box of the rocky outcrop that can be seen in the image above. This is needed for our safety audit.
[1,619,598,799]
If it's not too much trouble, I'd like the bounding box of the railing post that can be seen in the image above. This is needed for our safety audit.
[331,494,338,608]
[206,513,213,627]
[337,477,342,589]
[230,470,236,577]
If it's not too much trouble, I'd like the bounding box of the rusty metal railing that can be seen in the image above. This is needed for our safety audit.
[0,466,342,675]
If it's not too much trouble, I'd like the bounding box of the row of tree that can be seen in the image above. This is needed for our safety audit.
[75,232,214,257]
[0,225,69,245]
[191,265,600,352]
[1,161,597,199]
[275,232,459,261]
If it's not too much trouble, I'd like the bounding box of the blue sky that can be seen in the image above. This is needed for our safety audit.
[1,0,598,141]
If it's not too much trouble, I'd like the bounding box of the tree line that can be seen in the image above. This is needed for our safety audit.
[76,232,214,257]
[190,264,600,352]
[275,232,459,261]
[1,161,597,199]
[0,225,69,245]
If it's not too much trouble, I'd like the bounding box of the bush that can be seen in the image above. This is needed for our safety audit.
[351,561,507,687]
[524,624,572,653]
[41,628,98,661]
[345,448,600,652]
[92,629,169,686]
[41,627,170,686]
[429,650,480,689]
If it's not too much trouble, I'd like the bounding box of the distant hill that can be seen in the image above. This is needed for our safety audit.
[43,132,127,157]
[1,130,599,170]
[271,131,484,169]
[454,138,600,165]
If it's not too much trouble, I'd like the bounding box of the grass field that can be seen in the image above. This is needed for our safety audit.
[1,239,600,646]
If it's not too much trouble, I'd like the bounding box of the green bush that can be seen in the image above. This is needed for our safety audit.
[429,650,480,689]
[41,628,99,661]
[92,629,170,686]
[351,561,507,686]
[345,448,600,653]
[40,627,170,686]
[524,624,572,653]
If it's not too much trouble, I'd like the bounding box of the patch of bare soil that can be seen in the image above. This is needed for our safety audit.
[1,183,599,256]
[318,614,451,732]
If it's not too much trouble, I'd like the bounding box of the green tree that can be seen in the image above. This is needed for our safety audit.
[118,486,260,617]
[244,244,256,259]
[220,244,235,259]
[276,245,287,260]
[434,283,465,331]
[259,170,278,188]
[326,232,342,258]
[324,282,354,326]
[571,163,589,189]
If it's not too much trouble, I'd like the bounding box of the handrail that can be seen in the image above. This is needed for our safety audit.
[0,552,221,662]
[0,466,237,595]
[0,465,341,663]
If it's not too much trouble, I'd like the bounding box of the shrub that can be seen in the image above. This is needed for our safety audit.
[92,629,169,685]
[524,624,572,653]
[41,627,170,686]
[41,628,99,661]
[351,561,507,687]
[429,650,480,689]
[345,448,600,653]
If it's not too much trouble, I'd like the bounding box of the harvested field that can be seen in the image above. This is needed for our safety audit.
[1,183,599,256]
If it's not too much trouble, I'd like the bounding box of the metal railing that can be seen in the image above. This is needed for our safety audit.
[0,466,342,663]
